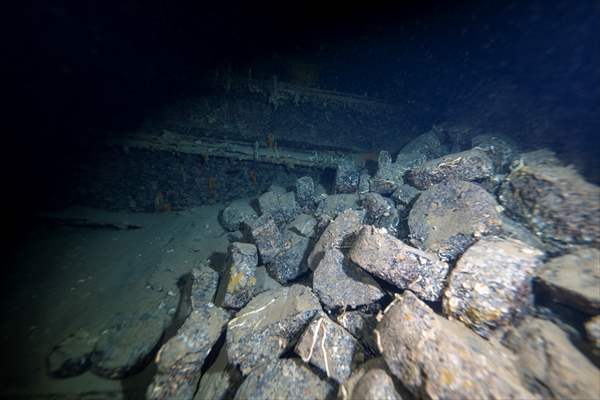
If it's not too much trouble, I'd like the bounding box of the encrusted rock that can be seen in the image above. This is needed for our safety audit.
[391,184,420,207]
[219,200,258,232]
[47,329,97,378]
[91,313,166,379]
[536,247,600,314]
[313,248,384,310]
[218,242,258,309]
[349,226,449,302]
[258,190,300,226]
[378,291,533,399]
[503,317,600,399]
[241,213,282,264]
[408,180,503,261]
[314,193,360,219]
[267,230,310,283]
[195,345,242,400]
[337,308,380,355]
[443,237,544,337]
[398,129,447,160]
[335,159,360,193]
[226,285,321,375]
[295,313,365,383]
[288,213,317,238]
[358,172,371,197]
[471,134,519,173]
[499,215,548,253]
[295,176,316,211]
[499,164,600,251]
[518,148,563,167]
[406,148,494,190]
[254,265,282,294]
[361,192,399,235]
[191,265,219,309]
[147,303,230,400]
[340,358,402,400]
[370,151,401,195]
[234,358,334,400]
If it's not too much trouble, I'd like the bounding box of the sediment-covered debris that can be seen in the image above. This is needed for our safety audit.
[499,164,600,251]
[147,303,230,400]
[406,148,494,190]
[308,209,365,270]
[377,291,533,399]
[190,265,220,309]
[295,312,365,383]
[349,226,449,301]
[267,230,310,283]
[233,358,334,400]
[219,200,258,232]
[258,190,300,226]
[47,329,97,378]
[339,358,403,400]
[226,285,321,375]
[313,248,384,310]
[536,247,600,314]
[218,242,258,309]
[443,236,544,337]
[408,179,503,261]
[241,213,283,264]
[503,317,600,400]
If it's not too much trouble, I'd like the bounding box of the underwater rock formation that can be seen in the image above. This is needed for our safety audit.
[242,213,283,264]
[295,176,316,211]
[335,159,360,193]
[219,242,259,309]
[190,265,220,309]
[339,358,403,400]
[258,190,300,226]
[47,329,96,378]
[266,229,310,283]
[219,199,258,232]
[361,192,400,235]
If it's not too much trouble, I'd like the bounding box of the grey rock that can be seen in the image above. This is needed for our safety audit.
[585,315,600,351]
[47,329,97,378]
[341,358,403,400]
[308,209,365,271]
[443,237,544,337]
[358,172,371,198]
[195,345,242,400]
[147,303,230,400]
[226,230,244,242]
[349,226,449,302]
[337,308,380,355]
[406,148,494,190]
[234,358,333,400]
[258,190,300,226]
[471,134,520,173]
[218,242,258,309]
[499,164,600,251]
[391,184,420,207]
[499,214,548,253]
[408,180,503,261]
[296,176,316,211]
[335,159,360,193]
[91,313,166,379]
[398,129,447,159]
[267,230,311,283]
[378,291,533,400]
[370,151,402,195]
[254,265,283,295]
[226,285,321,375]
[536,247,600,314]
[219,200,258,232]
[313,248,384,310]
[518,148,563,168]
[191,265,219,309]
[241,213,282,264]
[315,193,360,219]
[288,213,317,239]
[361,192,399,235]
[295,312,366,383]
[503,317,600,399]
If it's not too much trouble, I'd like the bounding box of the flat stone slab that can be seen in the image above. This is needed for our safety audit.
[349,226,449,302]
[443,236,544,337]
[47,329,97,378]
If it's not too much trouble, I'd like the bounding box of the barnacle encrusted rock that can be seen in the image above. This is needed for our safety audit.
[499,164,600,251]
[349,226,449,302]
[406,148,494,189]
[226,285,321,375]
[267,230,311,283]
[377,291,533,399]
[408,180,503,261]
[443,236,544,337]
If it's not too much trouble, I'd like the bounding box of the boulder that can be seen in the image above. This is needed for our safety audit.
[287,213,317,239]
[391,184,420,207]
[295,312,365,383]
[147,303,230,400]
[361,192,399,235]
[314,193,360,219]
[47,329,97,378]
[349,226,449,302]
[233,358,333,400]
[308,209,365,270]
[377,291,533,399]
[337,308,380,355]
[335,159,360,193]
[190,265,220,309]
[370,151,402,195]
[443,237,544,337]
[406,148,494,190]
[313,248,384,310]
[503,317,600,399]
[295,176,316,211]
[226,285,321,375]
[195,345,242,400]
[218,242,258,309]
[339,358,403,400]
[398,129,447,160]
[219,200,258,232]
[585,315,600,351]
[536,247,600,314]
[267,230,311,283]
[241,213,283,264]
[408,180,503,261]
[499,164,600,251]
[258,191,300,226]
[471,134,519,173]
[358,172,371,198]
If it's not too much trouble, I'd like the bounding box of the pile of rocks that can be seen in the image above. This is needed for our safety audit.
[48,129,600,399]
